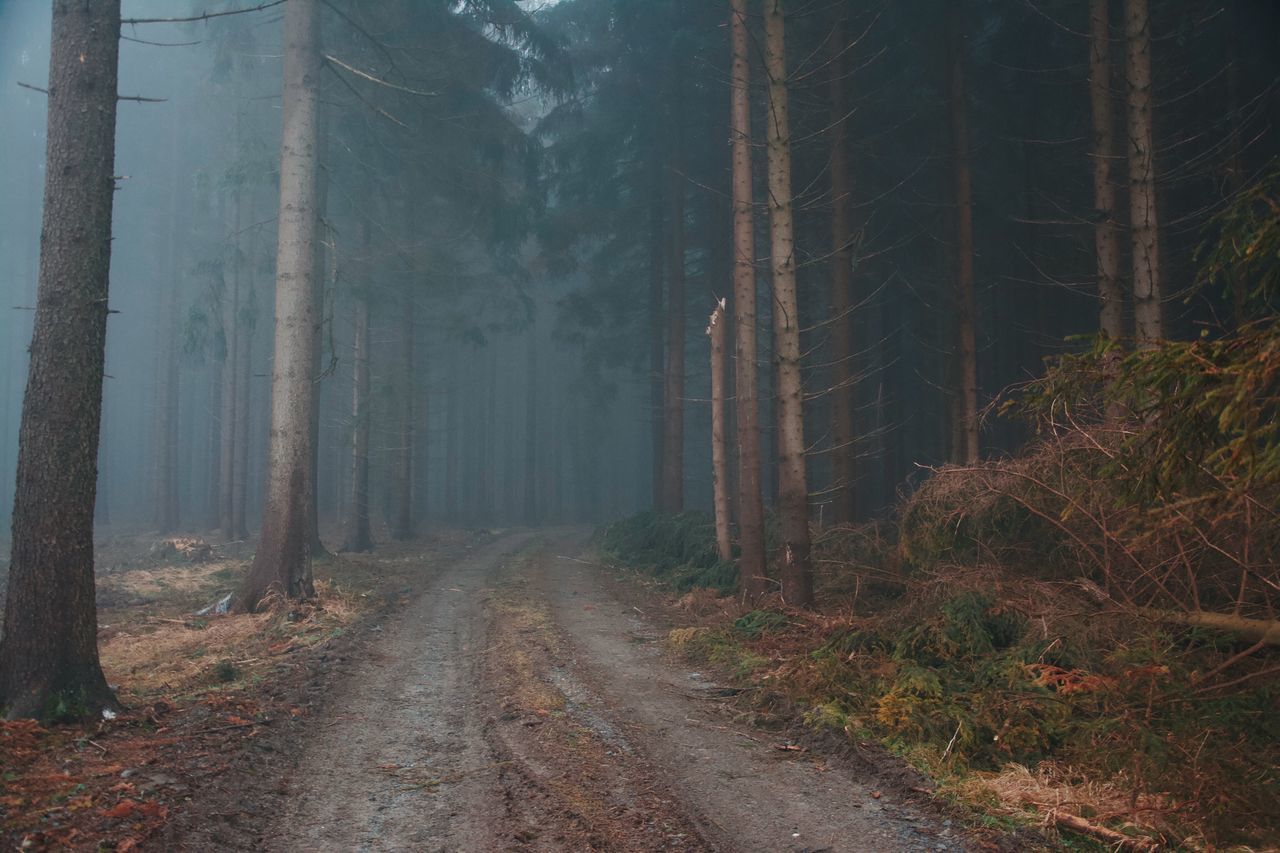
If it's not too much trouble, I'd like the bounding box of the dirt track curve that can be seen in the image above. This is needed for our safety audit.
[264,530,964,852]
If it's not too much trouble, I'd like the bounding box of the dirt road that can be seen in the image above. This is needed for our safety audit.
[265,531,962,852]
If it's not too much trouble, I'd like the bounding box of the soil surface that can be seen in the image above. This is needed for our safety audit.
[238,530,965,852]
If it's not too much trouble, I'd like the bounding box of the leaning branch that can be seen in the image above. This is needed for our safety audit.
[121,0,286,25]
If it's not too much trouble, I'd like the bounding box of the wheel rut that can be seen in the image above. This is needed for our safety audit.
[265,529,966,852]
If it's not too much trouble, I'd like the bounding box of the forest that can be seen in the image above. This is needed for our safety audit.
[0,0,1277,850]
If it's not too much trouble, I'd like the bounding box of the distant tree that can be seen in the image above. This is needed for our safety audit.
[0,0,122,721]
[342,219,374,554]
[764,0,814,608]
[235,0,322,610]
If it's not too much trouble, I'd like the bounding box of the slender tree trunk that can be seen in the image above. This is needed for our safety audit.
[342,275,372,552]
[220,187,242,538]
[233,268,253,540]
[1225,0,1248,327]
[1091,0,1124,340]
[392,293,415,539]
[445,349,459,521]
[207,357,223,530]
[647,168,665,511]
[764,0,814,608]
[661,144,685,514]
[1125,0,1163,343]
[524,320,539,524]
[236,0,321,610]
[947,1,980,463]
[709,300,732,562]
[731,0,768,601]
[0,0,122,721]
[828,14,856,524]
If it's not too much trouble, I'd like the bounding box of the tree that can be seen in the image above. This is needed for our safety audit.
[660,132,686,514]
[342,221,374,553]
[708,299,732,562]
[763,0,814,608]
[235,0,322,610]
[0,0,122,721]
[827,11,857,524]
[1124,0,1163,343]
[947,0,980,464]
[1090,0,1124,341]
[730,0,768,601]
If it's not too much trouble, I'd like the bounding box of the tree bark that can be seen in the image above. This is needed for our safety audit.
[1090,0,1124,340]
[731,0,768,601]
[0,0,122,721]
[828,14,857,525]
[661,141,686,514]
[947,0,980,463]
[1124,0,1163,344]
[709,300,732,562]
[236,0,321,611]
[764,0,814,608]
[220,184,242,539]
[342,273,373,553]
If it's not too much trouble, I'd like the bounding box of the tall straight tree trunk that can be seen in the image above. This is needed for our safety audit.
[207,358,223,529]
[523,320,539,524]
[947,1,980,463]
[764,0,814,608]
[730,0,768,601]
[392,293,415,539]
[1225,0,1248,326]
[233,270,253,540]
[661,141,685,514]
[828,14,856,525]
[0,0,122,721]
[709,300,732,562]
[1091,0,1124,340]
[155,283,181,533]
[445,349,459,521]
[220,187,242,538]
[236,0,321,611]
[1124,0,1162,343]
[342,278,372,552]
[647,168,665,511]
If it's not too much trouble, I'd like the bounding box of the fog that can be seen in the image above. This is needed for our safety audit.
[1,0,1277,548]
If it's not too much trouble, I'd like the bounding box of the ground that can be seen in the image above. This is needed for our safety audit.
[3,529,975,851]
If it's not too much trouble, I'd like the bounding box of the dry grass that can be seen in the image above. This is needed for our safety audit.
[958,762,1174,842]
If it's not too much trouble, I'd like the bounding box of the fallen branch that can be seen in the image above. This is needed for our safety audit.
[1050,810,1160,851]
[1139,609,1280,646]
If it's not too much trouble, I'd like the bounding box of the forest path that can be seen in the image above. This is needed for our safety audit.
[266,530,962,852]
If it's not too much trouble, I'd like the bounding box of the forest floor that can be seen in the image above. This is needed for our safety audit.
[2,529,979,851]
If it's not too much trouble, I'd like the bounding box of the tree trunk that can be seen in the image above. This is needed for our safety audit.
[392,292,415,539]
[232,266,253,540]
[764,0,814,608]
[207,357,223,530]
[0,0,122,721]
[947,0,980,464]
[709,300,732,562]
[236,0,321,611]
[730,0,768,601]
[648,165,665,512]
[828,14,856,525]
[342,278,373,552]
[220,186,242,539]
[524,319,539,524]
[661,142,685,514]
[1090,0,1124,340]
[1124,0,1163,344]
